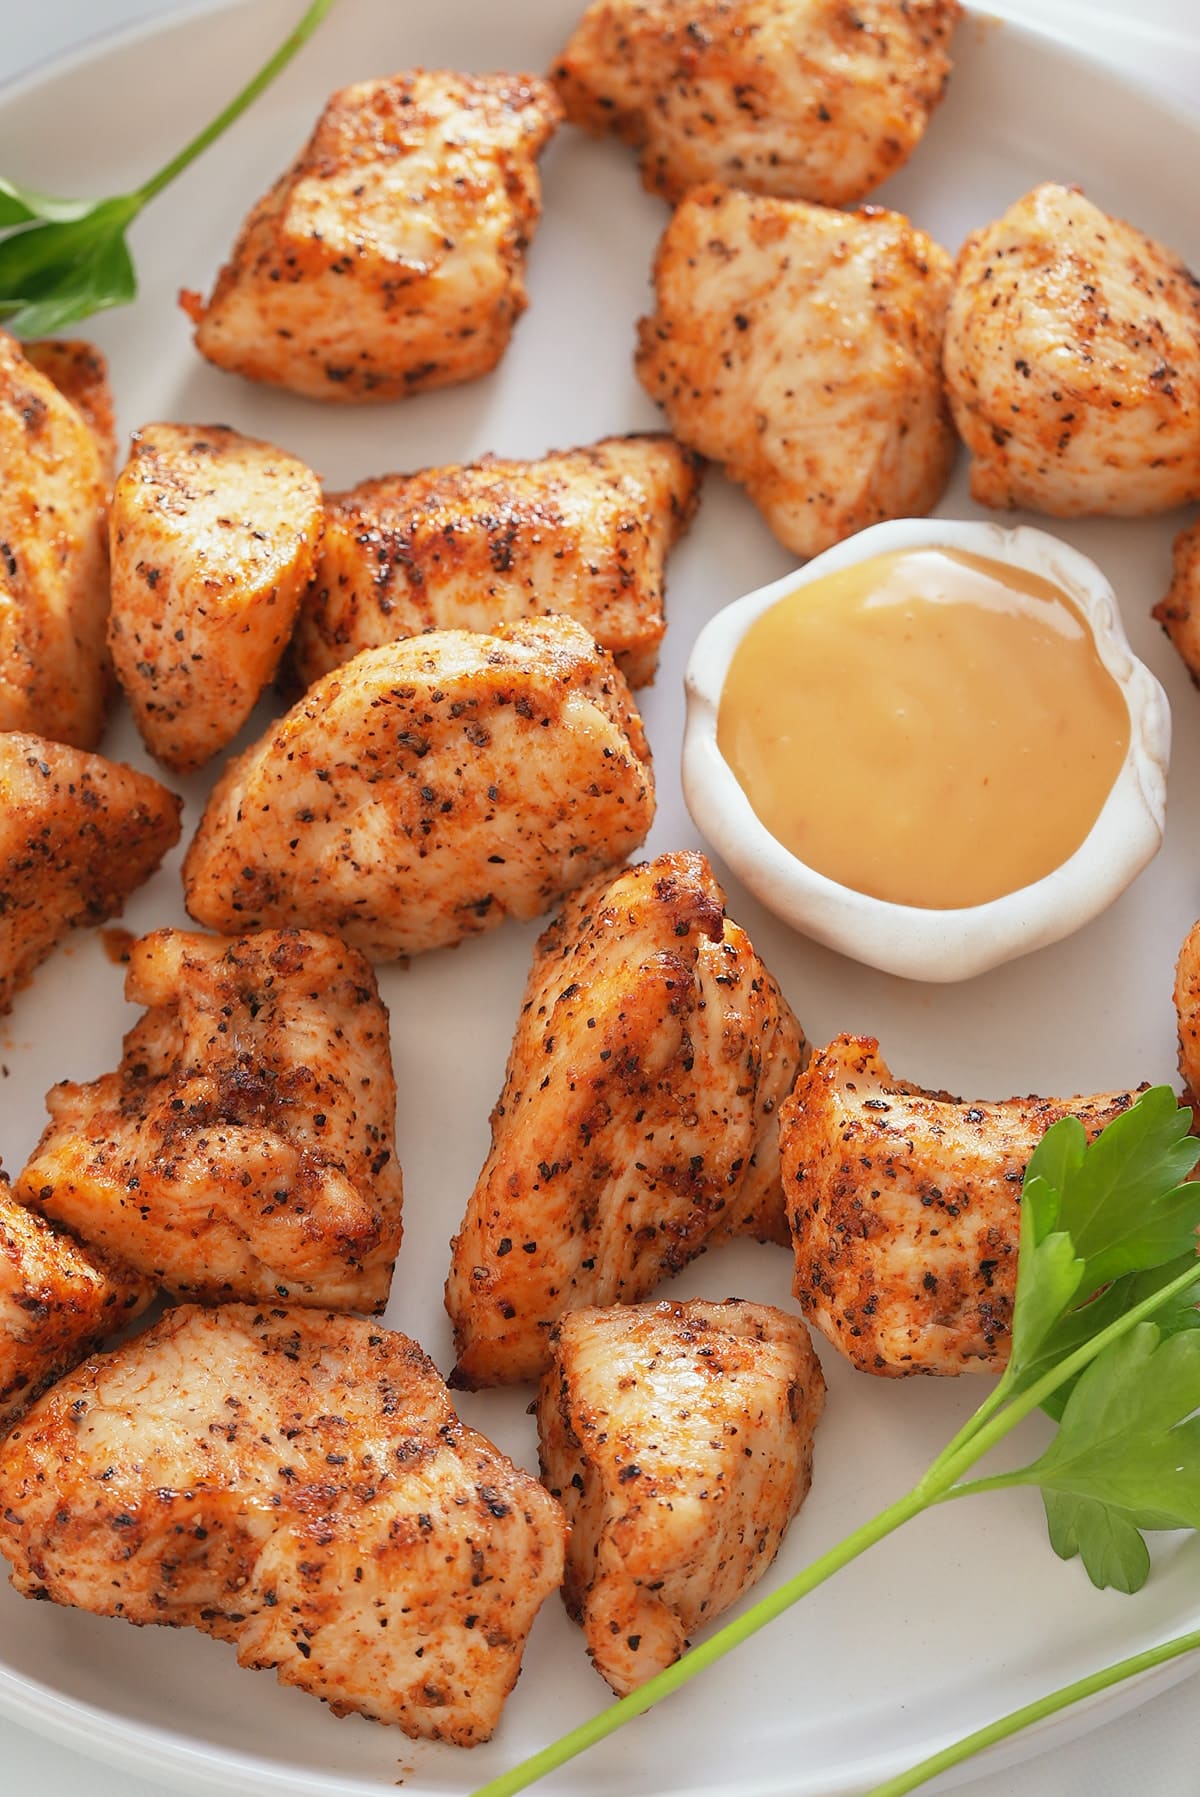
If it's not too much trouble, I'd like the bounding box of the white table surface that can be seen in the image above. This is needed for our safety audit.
[3,3,1200,1795]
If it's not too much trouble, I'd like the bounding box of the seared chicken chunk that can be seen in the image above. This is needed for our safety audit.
[0,1304,566,1743]
[446,852,806,1387]
[0,330,113,747]
[943,184,1200,516]
[184,616,654,959]
[0,733,181,1016]
[636,186,955,556]
[184,71,562,402]
[24,339,117,480]
[0,1182,151,1429]
[537,1298,824,1694]
[781,1036,1139,1376]
[1153,520,1200,686]
[17,930,402,1312]
[290,434,702,691]
[1174,919,1200,1112]
[108,424,324,773]
[554,0,960,207]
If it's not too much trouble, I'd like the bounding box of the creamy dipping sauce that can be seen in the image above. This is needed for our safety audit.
[716,547,1131,910]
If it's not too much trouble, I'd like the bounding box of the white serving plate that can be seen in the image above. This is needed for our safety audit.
[1,3,1199,1795]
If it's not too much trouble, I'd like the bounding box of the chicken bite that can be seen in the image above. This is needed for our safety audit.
[17,929,402,1313]
[781,1036,1140,1376]
[0,733,181,1016]
[0,330,114,747]
[184,616,655,959]
[537,1298,824,1694]
[108,424,324,773]
[183,71,562,402]
[0,1181,151,1429]
[553,0,960,207]
[943,183,1200,516]
[24,339,117,479]
[636,186,955,556]
[1174,918,1200,1115]
[446,852,807,1387]
[290,434,702,692]
[0,1304,566,1743]
[1153,519,1200,686]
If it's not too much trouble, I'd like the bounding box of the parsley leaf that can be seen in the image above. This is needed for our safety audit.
[0,200,138,337]
[1038,1251,1200,1421]
[1018,1324,1200,1590]
[1006,1169,1084,1374]
[1041,1492,1152,1595]
[1055,1086,1200,1287]
[0,0,336,335]
[999,1090,1199,1406]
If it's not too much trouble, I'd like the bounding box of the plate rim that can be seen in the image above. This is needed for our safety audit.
[1,2,1199,1794]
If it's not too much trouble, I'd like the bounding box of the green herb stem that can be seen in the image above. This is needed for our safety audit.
[479,1242,1200,1797]
[470,1484,933,1797]
[860,1627,1200,1797]
[918,1378,1011,1484]
[136,0,337,204]
[919,1258,1200,1498]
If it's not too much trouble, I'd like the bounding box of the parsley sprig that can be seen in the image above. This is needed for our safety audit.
[476,1085,1200,1797]
[0,0,337,338]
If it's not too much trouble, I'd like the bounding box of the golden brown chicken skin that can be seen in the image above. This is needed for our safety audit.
[184,616,655,960]
[537,1298,824,1694]
[108,424,324,773]
[0,1181,151,1429]
[0,733,181,1016]
[636,186,955,556]
[290,434,702,692]
[0,331,114,747]
[781,1036,1140,1376]
[184,71,562,402]
[943,184,1200,516]
[0,1305,566,1744]
[17,929,403,1313]
[1154,520,1200,686]
[553,0,960,207]
[446,852,806,1387]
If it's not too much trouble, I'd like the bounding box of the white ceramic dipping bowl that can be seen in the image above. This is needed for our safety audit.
[683,516,1171,983]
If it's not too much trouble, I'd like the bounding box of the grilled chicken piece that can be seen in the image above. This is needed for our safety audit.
[0,733,181,1017]
[184,616,654,959]
[17,929,402,1312]
[636,186,955,557]
[183,71,562,403]
[537,1298,824,1694]
[944,184,1200,516]
[0,1181,151,1429]
[1174,920,1200,1114]
[0,330,113,747]
[1153,520,1200,685]
[446,852,806,1387]
[24,339,117,480]
[0,1304,566,1743]
[290,434,702,692]
[781,1036,1140,1376]
[553,0,960,207]
[108,424,324,773]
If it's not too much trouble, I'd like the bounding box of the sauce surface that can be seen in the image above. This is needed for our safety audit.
[716,547,1130,910]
